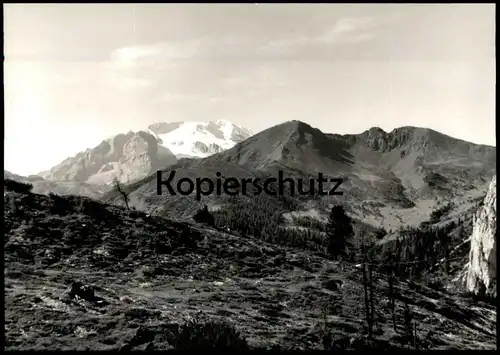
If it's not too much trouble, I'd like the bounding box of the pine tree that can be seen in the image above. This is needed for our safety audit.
[326,205,354,260]
[193,205,215,226]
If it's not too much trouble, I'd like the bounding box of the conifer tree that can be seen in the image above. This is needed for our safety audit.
[326,205,354,260]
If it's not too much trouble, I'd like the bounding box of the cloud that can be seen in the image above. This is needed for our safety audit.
[110,45,162,63]
[109,40,206,66]
[117,77,152,90]
[108,16,379,66]
[102,15,383,100]
[256,16,379,55]
[327,16,374,35]
[317,16,376,43]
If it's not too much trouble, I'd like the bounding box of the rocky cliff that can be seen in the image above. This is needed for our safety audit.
[39,131,177,186]
[466,174,496,297]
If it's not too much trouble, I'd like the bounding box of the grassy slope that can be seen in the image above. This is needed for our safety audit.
[4,188,496,350]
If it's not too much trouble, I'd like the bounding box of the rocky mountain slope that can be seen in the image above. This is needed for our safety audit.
[466,175,496,297]
[148,120,252,159]
[107,121,496,231]
[31,120,252,197]
[39,131,177,187]
[4,185,497,350]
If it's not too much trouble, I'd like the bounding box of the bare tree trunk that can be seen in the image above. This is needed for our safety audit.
[361,238,372,340]
[368,261,375,335]
[413,321,417,349]
[114,178,130,211]
[362,260,371,339]
[388,270,396,332]
[444,238,449,276]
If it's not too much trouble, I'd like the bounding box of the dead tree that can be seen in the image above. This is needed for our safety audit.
[362,260,371,339]
[443,231,450,276]
[388,261,397,332]
[360,228,373,339]
[368,257,375,333]
[383,245,397,332]
[413,321,418,349]
[403,302,413,347]
[113,178,130,211]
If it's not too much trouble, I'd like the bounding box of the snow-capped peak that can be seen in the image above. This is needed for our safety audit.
[147,120,252,159]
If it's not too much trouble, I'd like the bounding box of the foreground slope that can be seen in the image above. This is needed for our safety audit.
[4,185,496,350]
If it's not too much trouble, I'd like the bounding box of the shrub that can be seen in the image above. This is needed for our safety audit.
[429,202,454,224]
[423,172,448,188]
[4,179,33,194]
[175,318,248,351]
[48,192,75,215]
[193,205,215,227]
[373,227,387,239]
[79,198,111,220]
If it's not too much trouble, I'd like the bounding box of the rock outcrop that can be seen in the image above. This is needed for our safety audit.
[39,131,177,186]
[38,121,252,188]
[466,174,496,297]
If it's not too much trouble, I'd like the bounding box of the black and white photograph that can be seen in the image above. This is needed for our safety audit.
[3,3,496,350]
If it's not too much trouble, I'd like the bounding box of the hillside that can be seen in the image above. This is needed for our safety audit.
[105,121,495,231]
[4,170,105,199]
[4,183,497,350]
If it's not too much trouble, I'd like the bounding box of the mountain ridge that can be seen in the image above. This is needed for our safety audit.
[104,120,495,231]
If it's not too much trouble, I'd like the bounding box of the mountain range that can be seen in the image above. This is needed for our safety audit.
[4,119,497,350]
[37,120,251,186]
[5,119,496,231]
[102,120,495,231]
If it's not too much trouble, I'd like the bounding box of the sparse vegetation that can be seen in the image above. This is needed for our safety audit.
[423,172,449,189]
[292,215,326,232]
[5,179,33,194]
[378,221,457,281]
[193,205,215,226]
[175,317,249,351]
[429,202,454,223]
[4,171,495,351]
[373,227,387,240]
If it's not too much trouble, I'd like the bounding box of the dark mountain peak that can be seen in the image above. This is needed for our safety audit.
[255,120,325,143]
[200,120,354,173]
[337,125,495,155]
[367,126,387,135]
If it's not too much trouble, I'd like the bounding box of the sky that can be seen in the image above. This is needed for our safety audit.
[4,3,496,176]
